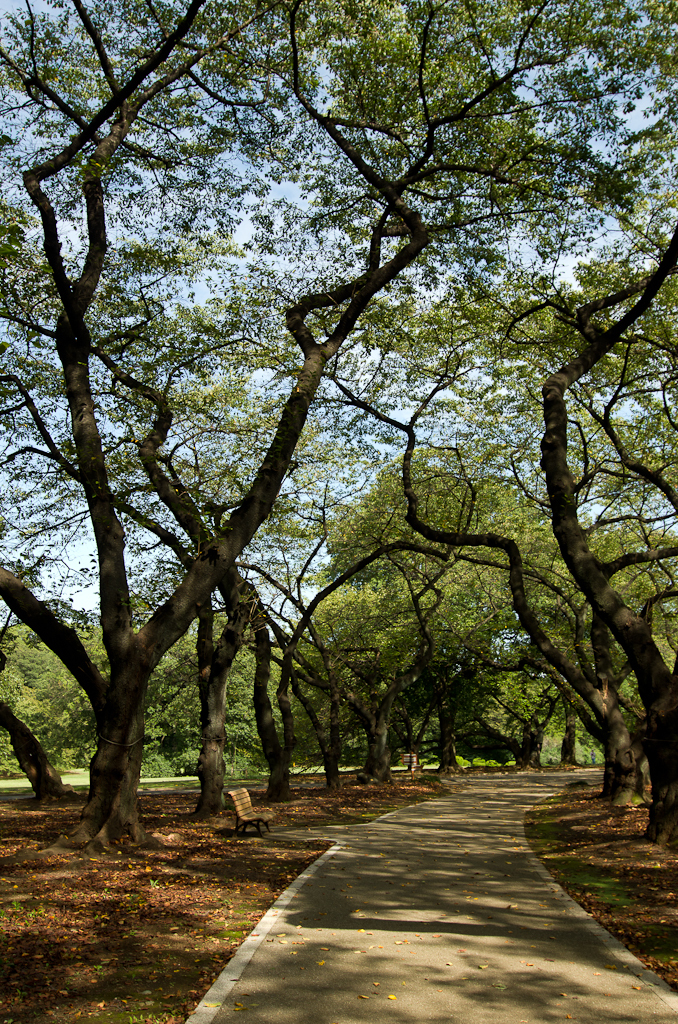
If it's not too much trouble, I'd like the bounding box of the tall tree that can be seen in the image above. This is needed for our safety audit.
[0,0,667,845]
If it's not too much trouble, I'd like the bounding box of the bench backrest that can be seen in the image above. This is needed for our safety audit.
[227,788,253,816]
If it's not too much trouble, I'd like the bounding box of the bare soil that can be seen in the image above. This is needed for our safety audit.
[0,775,444,1024]
[525,783,678,991]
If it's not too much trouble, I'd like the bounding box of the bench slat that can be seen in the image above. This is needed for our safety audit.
[226,788,275,836]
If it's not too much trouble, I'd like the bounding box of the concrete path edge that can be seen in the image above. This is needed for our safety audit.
[185,842,344,1024]
[519,786,678,1014]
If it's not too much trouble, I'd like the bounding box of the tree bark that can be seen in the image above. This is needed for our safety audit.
[536,254,678,840]
[194,574,250,816]
[252,617,294,802]
[560,696,577,765]
[291,672,342,789]
[72,670,147,846]
[349,686,399,783]
[433,671,459,772]
[0,700,74,800]
[521,713,545,768]
[363,705,394,782]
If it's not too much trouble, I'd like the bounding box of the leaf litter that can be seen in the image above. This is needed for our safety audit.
[525,786,678,992]
[0,775,442,1023]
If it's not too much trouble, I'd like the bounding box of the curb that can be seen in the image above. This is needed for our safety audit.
[185,842,344,1024]
[522,787,678,1015]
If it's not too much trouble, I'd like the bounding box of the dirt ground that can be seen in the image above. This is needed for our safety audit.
[525,781,678,992]
[0,775,444,1024]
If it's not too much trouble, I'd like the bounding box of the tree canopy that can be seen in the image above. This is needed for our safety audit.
[1,0,678,842]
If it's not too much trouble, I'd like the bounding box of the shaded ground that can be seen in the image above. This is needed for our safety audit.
[204,769,677,1024]
[0,775,444,1024]
[525,782,678,992]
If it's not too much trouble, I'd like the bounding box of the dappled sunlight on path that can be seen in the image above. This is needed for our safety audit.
[191,771,678,1024]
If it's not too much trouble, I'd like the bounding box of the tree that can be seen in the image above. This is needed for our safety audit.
[0,627,74,799]
[0,0,668,844]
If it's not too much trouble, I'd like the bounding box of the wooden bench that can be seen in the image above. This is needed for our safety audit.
[401,752,419,774]
[226,788,275,837]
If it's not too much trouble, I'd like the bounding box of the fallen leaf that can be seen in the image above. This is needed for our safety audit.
[604,965,617,970]
[317,961,325,966]
[358,995,369,999]
[388,995,397,1000]
[478,965,489,970]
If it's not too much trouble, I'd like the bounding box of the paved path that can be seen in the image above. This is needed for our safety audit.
[189,769,678,1024]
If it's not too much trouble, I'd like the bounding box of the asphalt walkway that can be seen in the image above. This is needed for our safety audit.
[188,769,678,1024]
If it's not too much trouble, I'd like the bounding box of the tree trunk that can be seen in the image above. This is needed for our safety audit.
[252,618,294,802]
[291,673,342,789]
[602,715,648,806]
[363,717,393,782]
[538,310,678,842]
[521,714,544,768]
[275,673,296,799]
[360,692,397,782]
[435,681,459,772]
[73,693,147,847]
[0,701,74,800]
[560,697,577,764]
[194,575,249,817]
[326,674,343,789]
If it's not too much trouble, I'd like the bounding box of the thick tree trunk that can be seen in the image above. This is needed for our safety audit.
[74,715,146,845]
[435,680,459,772]
[275,675,296,799]
[0,701,74,800]
[252,619,294,802]
[363,719,393,782]
[601,713,638,799]
[195,601,225,816]
[521,715,544,768]
[359,691,398,782]
[71,658,148,846]
[560,698,577,764]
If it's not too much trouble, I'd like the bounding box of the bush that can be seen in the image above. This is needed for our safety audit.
[140,751,176,779]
